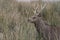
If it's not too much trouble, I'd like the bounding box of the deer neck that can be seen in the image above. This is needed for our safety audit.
[34,19,47,31]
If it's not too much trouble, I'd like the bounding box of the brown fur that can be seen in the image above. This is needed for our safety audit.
[28,15,60,40]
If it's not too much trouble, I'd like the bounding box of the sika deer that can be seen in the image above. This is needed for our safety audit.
[28,3,60,40]
[28,14,51,40]
[28,4,52,40]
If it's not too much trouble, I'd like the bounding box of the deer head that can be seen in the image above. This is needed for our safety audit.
[28,4,47,23]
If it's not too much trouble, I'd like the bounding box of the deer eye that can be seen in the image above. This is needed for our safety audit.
[33,17,36,19]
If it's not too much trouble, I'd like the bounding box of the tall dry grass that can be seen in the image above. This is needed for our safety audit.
[0,0,60,40]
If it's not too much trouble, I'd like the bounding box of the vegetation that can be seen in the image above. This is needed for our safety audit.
[0,0,60,40]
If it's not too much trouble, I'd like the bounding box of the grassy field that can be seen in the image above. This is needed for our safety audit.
[0,0,60,40]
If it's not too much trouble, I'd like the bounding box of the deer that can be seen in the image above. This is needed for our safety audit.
[28,4,51,40]
[28,3,60,40]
